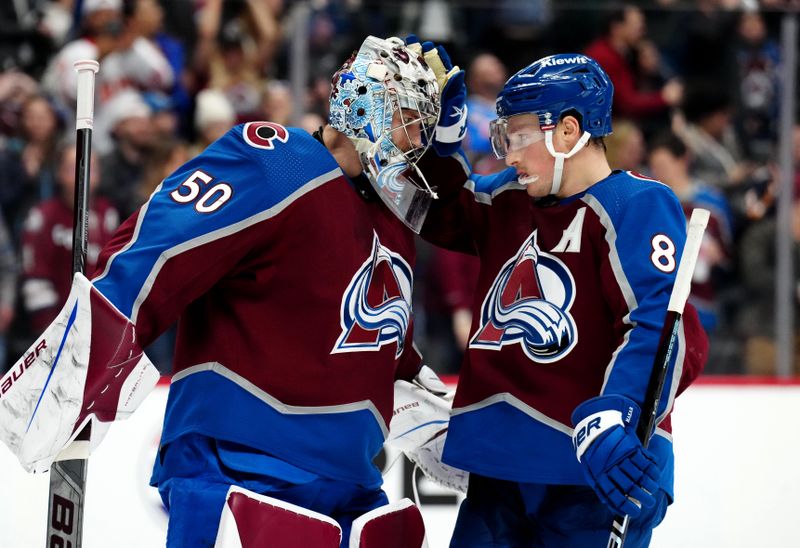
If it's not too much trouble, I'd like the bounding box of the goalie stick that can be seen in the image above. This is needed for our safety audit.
[607,208,710,548]
[45,59,99,548]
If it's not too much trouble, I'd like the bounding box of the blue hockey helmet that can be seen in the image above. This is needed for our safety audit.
[495,54,613,138]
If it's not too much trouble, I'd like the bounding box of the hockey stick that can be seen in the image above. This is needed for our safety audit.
[607,208,710,548]
[45,59,99,548]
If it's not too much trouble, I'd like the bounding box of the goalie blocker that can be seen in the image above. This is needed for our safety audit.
[0,273,159,473]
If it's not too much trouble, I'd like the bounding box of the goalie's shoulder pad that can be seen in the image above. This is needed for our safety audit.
[0,273,159,473]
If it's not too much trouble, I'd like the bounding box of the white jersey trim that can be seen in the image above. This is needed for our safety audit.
[581,194,640,392]
[583,193,686,423]
[465,178,526,205]
[104,167,342,324]
[172,361,388,436]
[450,392,572,436]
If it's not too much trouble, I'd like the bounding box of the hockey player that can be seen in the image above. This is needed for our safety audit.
[0,35,466,547]
[415,53,709,546]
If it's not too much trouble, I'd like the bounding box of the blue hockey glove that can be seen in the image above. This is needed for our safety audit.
[571,395,661,518]
[405,34,467,156]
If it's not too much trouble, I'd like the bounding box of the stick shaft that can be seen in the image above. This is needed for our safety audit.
[46,59,98,548]
[607,209,710,548]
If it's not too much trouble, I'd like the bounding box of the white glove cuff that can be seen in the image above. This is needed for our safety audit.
[434,105,468,144]
[573,410,623,462]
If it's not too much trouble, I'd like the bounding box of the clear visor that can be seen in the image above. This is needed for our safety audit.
[371,161,433,233]
[489,116,547,159]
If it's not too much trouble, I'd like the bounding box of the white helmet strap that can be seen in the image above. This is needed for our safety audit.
[544,130,591,195]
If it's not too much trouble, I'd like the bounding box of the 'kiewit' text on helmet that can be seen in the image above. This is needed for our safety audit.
[329,36,441,232]
[495,53,614,138]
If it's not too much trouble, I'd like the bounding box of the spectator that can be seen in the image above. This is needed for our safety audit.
[734,10,782,163]
[191,88,235,156]
[97,89,156,217]
[0,95,63,241]
[633,38,677,139]
[41,0,126,111]
[16,142,118,348]
[41,0,173,153]
[464,53,507,161]
[648,131,734,333]
[0,211,16,372]
[584,4,682,123]
[260,80,293,127]
[605,119,647,173]
[128,0,192,133]
[143,91,180,140]
[195,0,282,123]
[738,197,800,376]
[0,70,40,140]
[677,83,751,192]
[0,0,57,76]
[138,137,189,206]
[675,0,739,90]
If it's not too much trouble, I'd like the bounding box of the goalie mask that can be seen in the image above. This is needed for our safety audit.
[489,53,614,195]
[329,36,441,233]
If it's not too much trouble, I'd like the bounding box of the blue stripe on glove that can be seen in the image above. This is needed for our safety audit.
[571,395,662,518]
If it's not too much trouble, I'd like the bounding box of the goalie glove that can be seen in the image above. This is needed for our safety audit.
[405,35,467,156]
[386,365,468,493]
[0,273,159,473]
[571,395,662,517]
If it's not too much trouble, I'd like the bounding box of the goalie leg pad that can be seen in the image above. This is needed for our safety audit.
[216,485,342,548]
[349,498,426,548]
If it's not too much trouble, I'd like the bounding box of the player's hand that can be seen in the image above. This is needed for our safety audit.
[571,395,661,517]
[405,35,467,156]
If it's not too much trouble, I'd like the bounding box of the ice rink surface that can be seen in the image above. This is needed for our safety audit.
[2,380,798,547]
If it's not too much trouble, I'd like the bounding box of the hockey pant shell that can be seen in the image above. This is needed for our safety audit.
[151,433,389,547]
[449,474,669,548]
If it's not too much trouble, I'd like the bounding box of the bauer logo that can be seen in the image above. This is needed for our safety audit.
[471,230,577,363]
[0,339,47,398]
[332,232,413,358]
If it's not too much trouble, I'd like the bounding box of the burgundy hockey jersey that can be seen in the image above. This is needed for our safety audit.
[419,155,708,495]
[92,123,423,487]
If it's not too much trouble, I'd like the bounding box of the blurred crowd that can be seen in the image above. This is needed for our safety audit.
[0,0,799,376]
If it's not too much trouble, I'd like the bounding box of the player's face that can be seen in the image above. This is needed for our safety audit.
[390,108,424,154]
[503,114,553,198]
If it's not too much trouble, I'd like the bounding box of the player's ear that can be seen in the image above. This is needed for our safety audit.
[560,115,581,143]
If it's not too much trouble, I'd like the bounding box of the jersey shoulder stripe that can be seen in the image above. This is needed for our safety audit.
[93,124,343,318]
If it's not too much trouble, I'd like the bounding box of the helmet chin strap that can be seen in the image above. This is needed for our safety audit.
[544,130,591,195]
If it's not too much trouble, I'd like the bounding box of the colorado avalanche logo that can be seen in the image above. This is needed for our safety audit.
[332,232,413,358]
[243,122,289,150]
[471,231,577,363]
